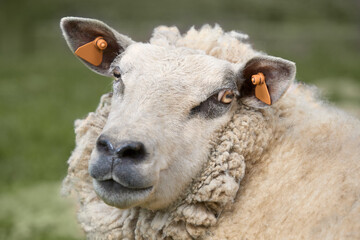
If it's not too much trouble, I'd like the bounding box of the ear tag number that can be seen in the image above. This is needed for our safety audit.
[251,72,271,105]
[75,37,108,66]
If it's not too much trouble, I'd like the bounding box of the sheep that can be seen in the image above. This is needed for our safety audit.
[60,17,360,240]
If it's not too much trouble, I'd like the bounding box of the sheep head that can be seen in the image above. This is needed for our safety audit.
[60,17,296,210]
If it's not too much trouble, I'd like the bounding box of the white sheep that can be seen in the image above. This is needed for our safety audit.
[60,17,360,239]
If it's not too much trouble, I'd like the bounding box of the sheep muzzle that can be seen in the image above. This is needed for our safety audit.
[88,135,157,208]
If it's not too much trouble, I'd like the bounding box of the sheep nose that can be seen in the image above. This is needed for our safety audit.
[96,135,146,161]
[115,141,146,161]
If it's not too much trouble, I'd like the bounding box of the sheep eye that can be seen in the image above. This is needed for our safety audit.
[217,90,235,104]
[189,88,236,119]
[112,67,121,79]
[113,71,121,79]
[112,67,125,95]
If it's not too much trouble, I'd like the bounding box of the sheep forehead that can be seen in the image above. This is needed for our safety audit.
[118,43,235,99]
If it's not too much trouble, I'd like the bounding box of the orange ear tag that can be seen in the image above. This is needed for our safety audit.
[75,37,108,66]
[251,72,271,105]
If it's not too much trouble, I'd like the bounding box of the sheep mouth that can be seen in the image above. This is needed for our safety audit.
[93,178,154,208]
[96,179,153,193]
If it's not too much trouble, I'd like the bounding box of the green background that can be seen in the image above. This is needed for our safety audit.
[1,0,359,239]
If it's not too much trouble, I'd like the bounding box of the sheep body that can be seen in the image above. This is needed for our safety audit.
[62,25,360,239]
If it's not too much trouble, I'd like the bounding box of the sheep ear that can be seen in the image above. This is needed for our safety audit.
[237,55,296,108]
[60,17,134,76]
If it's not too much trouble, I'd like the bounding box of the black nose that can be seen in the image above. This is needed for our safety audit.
[115,141,146,160]
[96,136,146,161]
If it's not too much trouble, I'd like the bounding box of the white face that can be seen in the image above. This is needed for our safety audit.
[88,43,239,209]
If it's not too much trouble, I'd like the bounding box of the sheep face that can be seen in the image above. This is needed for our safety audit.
[89,43,238,209]
[60,17,296,210]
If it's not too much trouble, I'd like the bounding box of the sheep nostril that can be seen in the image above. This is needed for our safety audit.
[96,136,113,154]
[115,141,146,161]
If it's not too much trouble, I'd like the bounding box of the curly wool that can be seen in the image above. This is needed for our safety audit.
[150,24,259,63]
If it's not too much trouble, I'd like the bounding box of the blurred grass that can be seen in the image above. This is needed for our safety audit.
[0,0,359,239]
[0,182,82,240]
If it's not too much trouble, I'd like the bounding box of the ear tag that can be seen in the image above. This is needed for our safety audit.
[251,72,271,105]
[75,37,108,66]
